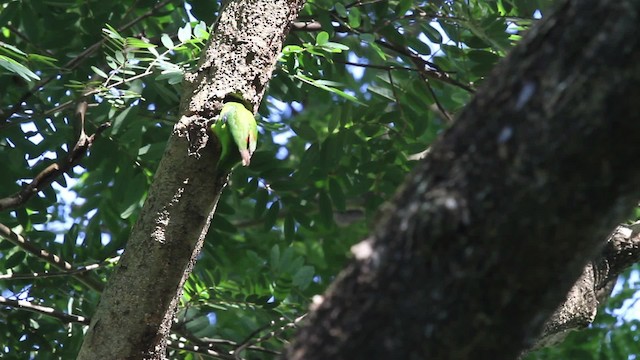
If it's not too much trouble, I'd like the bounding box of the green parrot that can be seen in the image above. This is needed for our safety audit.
[210,101,258,172]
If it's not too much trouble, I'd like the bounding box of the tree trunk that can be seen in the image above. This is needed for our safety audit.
[284,1,640,359]
[77,1,304,359]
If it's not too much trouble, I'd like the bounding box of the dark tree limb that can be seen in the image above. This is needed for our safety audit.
[284,0,640,359]
[0,295,90,325]
[0,256,118,281]
[0,119,110,212]
[528,223,640,352]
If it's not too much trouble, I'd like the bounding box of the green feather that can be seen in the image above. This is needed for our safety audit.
[211,102,258,172]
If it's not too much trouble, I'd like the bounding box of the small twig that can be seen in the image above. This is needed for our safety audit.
[234,321,275,358]
[0,0,173,125]
[337,60,418,72]
[0,295,90,325]
[0,223,104,292]
[252,314,307,345]
[175,320,284,356]
[0,223,73,271]
[375,38,475,93]
[232,315,306,359]
[425,81,453,124]
[167,339,235,360]
[344,0,387,9]
[5,24,55,57]
[299,12,475,94]
[0,257,119,281]
[0,120,111,212]
[196,337,238,347]
[290,20,324,31]
[387,69,406,126]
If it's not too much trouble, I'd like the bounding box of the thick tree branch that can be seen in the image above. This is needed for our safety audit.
[285,0,640,359]
[526,223,640,352]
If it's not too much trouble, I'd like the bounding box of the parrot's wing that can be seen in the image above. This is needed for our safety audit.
[248,116,258,154]
[227,104,257,166]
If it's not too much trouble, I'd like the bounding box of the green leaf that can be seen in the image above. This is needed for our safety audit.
[291,122,317,141]
[359,33,376,43]
[91,66,108,79]
[380,24,406,47]
[318,190,333,227]
[103,24,123,40]
[348,8,361,28]
[422,23,443,44]
[254,189,269,219]
[118,173,146,219]
[270,244,280,269]
[185,315,210,334]
[0,56,40,81]
[194,21,209,39]
[126,37,156,49]
[328,178,345,211]
[115,51,125,65]
[0,41,27,56]
[178,23,192,43]
[63,223,80,260]
[0,240,14,251]
[5,252,26,269]
[292,266,314,289]
[211,215,237,234]
[279,247,296,273]
[110,106,133,135]
[467,49,500,64]
[320,42,349,53]
[27,53,58,67]
[283,45,304,54]
[161,34,174,49]
[408,36,432,56]
[297,143,320,181]
[367,85,395,101]
[315,31,329,46]
[284,214,295,242]
[369,41,388,60]
[335,3,347,17]
[395,0,412,14]
[264,201,280,231]
[294,74,365,105]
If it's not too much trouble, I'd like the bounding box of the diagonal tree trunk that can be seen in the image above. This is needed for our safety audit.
[77,1,304,359]
[284,0,640,359]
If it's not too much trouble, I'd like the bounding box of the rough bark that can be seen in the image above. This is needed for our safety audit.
[77,1,303,359]
[528,223,640,352]
[285,1,640,359]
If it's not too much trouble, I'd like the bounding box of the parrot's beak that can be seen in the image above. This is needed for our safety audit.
[240,150,251,166]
